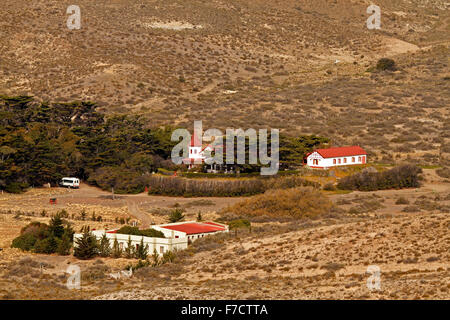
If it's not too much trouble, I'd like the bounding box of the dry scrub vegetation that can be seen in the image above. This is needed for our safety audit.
[0,0,449,300]
[222,187,332,219]
[0,1,448,165]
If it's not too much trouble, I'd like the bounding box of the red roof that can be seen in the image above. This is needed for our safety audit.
[190,134,202,147]
[203,222,226,228]
[314,146,366,158]
[160,222,226,235]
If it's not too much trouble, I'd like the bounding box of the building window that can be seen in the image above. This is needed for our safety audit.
[160,246,165,254]
[338,159,341,164]
[358,156,361,162]
[333,159,336,164]
[344,158,347,164]
[352,157,355,162]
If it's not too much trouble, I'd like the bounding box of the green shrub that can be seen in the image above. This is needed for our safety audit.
[98,234,111,257]
[376,58,396,71]
[5,182,28,194]
[337,165,422,191]
[135,238,149,260]
[169,208,185,223]
[11,220,73,255]
[34,236,59,254]
[116,226,165,238]
[395,197,410,205]
[20,221,49,239]
[57,233,72,255]
[11,233,38,251]
[125,259,150,271]
[74,228,98,260]
[228,219,251,230]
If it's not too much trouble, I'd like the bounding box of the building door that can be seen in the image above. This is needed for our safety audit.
[362,156,366,164]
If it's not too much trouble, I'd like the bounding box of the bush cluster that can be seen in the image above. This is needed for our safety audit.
[116,226,165,238]
[337,165,422,191]
[11,212,74,255]
[0,96,176,193]
[376,58,396,71]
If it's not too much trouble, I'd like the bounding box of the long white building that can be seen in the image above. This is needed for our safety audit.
[152,221,229,242]
[73,221,228,256]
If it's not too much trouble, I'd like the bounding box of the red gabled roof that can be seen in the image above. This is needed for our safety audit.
[190,134,202,147]
[160,222,225,235]
[314,146,366,158]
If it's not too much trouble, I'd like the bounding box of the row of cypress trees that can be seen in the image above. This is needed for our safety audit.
[74,227,150,260]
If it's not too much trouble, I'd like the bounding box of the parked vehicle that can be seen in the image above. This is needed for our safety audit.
[59,177,80,189]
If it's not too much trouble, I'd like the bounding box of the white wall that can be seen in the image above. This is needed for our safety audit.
[151,226,187,239]
[307,152,367,168]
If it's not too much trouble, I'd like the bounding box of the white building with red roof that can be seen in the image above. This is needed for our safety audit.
[152,221,229,242]
[305,146,367,169]
[74,221,229,256]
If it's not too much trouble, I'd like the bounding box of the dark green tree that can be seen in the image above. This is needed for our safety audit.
[151,249,160,267]
[57,232,72,255]
[73,227,98,260]
[169,208,185,223]
[112,237,122,258]
[98,234,111,257]
[48,213,65,238]
[124,236,135,259]
[135,237,149,260]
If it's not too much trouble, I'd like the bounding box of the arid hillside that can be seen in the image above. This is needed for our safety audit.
[0,169,448,300]
[1,1,449,162]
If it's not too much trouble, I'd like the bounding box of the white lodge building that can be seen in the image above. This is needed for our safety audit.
[305,146,367,169]
[73,221,228,256]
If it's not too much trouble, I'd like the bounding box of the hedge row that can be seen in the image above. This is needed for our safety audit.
[147,175,319,197]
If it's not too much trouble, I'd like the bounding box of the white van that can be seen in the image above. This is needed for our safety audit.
[60,177,80,189]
